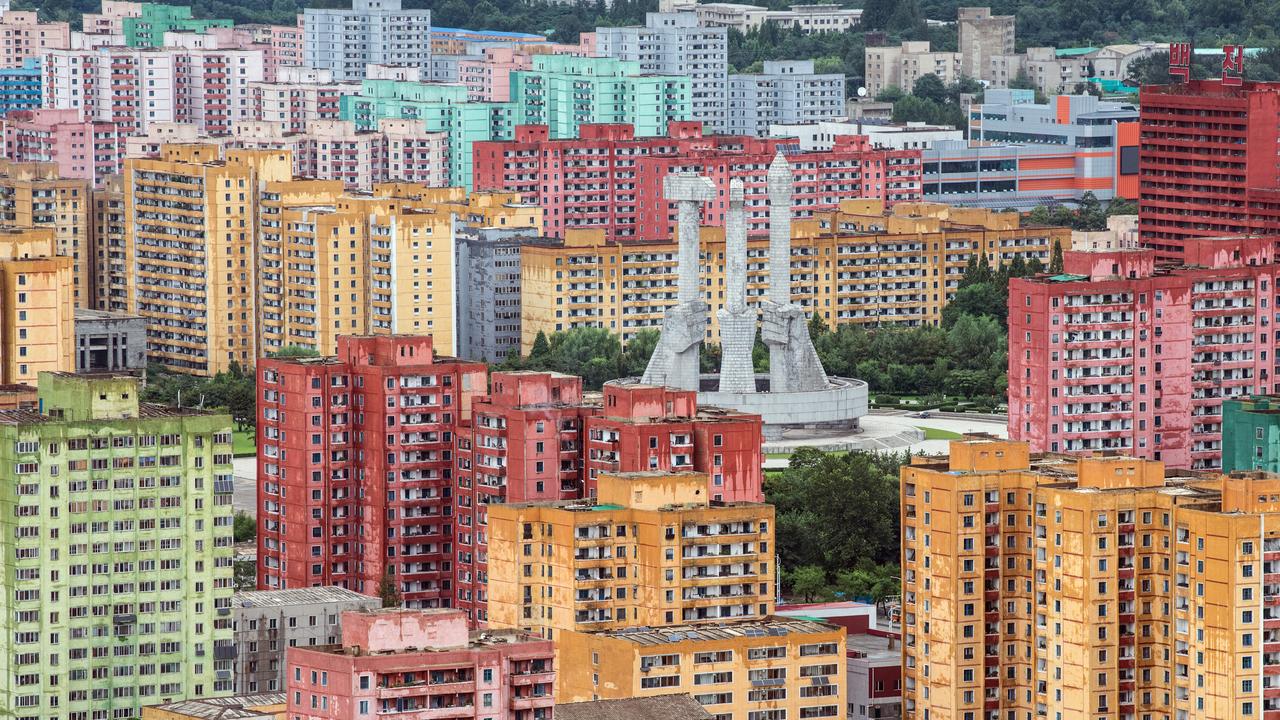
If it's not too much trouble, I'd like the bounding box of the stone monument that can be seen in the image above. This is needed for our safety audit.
[717,178,756,393]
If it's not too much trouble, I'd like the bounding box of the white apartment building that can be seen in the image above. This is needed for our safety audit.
[303,0,431,81]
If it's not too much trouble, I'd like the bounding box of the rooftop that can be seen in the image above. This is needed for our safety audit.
[141,693,285,720]
[556,695,714,720]
[599,617,840,645]
[847,631,901,666]
[233,586,380,609]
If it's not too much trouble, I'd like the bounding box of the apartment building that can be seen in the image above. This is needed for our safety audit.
[902,437,1280,720]
[0,57,40,114]
[726,60,846,137]
[256,335,488,606]
[766,4,862,33]
[453,374,763,623]
[1222,395,1280,474]
[89,174,129,313]
[124,144,292,375]
[864,41,961,98]
[303,0,431,81]
[488,470,774,639]
[518,201,1059,346]
[0,161,93,307]
[957,6,1014,82]
[473,122,922,241]
[0,226,73,384]
[248,67,362,133]
[42,45,266,135]
[121,2,231,46]
[508,54,692,140]
[0,10,69,68]
[455,226,549,363]
[2,109,125,184]
[595,12,728,133]
[83,0,142,35]
[0,372,235,720]
[231,587,380,694]
[286,608,555,720]
[557,618,846,720]
[1008,236,1278,470]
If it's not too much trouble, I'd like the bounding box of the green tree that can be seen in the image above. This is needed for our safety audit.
[621,328,659,377]
[911,73,948,104]
[233,558,257,592]
[233,511,256,543]
[1049,238,1065,274]
[378,568,402,608]
[941,281,1007,328]
[268,345,321,359]
[834,562,900,613]
[787,565,830,603]
[529,330,552,363]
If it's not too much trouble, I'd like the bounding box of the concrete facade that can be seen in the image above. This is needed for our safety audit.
[74,307,146,374]
[0,10,69,69]
[864,41,961,98]
[595,13,727,133]
[231,587,380,694]
[303,0,431,81]
[957,6,1014,82]
[0,57,39,115]
[726,60,846,137]
[454,226,547,363]
[2,108,124,184]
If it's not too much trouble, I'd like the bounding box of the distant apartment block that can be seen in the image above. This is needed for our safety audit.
[454,226,548,363]
[686,2,860,34]
[42,45,266,135]
[864,41,961,98]
[595,13,728,132]
[303,0,431,81]
[247,67,361,133]
[726,59,845,136]
[2,108,124,184]
[1223,395,1280,475]
[0,227,73,384]
[0,57,40,114]
[231,587,380,694]
[122,2,231,46]
[0,10,69,68]
[1009,236,1279,469]
[475,123,920,241]
[0,160,93,307]
[957,6,1014,82]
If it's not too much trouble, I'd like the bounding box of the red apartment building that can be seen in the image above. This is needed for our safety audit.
[256,335,487,607]
[1008,236,1278,470]
[259,347,768,625]
[450,372,765,624]
[287,608,554,720]
[472,121,923,241]
[1139,79,1280,260]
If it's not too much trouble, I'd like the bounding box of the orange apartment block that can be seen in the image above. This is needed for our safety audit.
[903,437,1280,720]
[0,226,74,384]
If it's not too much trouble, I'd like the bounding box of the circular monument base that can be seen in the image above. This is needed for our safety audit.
[610,374,869,441]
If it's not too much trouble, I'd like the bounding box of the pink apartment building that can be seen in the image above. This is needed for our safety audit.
[82,0,142,35]
[42,46,265,134]
[248,67,361,133]
[457,39,595,102]
[286,608,555,720]
[1008,235,1280,470]
[0,11,70,68]
[1,108,123,183]
[209,22,304,81]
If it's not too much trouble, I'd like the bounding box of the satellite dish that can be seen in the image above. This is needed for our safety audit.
[857,86,868,97]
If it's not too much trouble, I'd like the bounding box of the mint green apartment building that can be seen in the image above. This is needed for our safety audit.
[0,372,236,720]
[342,55,691,189]
[123,4,233,47]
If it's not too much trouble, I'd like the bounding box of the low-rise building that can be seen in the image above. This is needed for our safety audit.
[74,307,146,374]
[231,587,381,694]
[142,693,286,720]
[557,618,847,720]
[864,41,961,98]
[286,608,555,720]
[557,695,713,720]
[487,470,775,639]
[771,121,963,151]
[766,4,862,33]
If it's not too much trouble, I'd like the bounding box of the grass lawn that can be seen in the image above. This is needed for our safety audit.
[232,429,256,457]
[917,426,963,440]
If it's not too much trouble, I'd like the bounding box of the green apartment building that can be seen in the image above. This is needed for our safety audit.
[123,4,232,47]
[341,56,691,189]
[0,372,236,720]
[509,55,692,139]
[1223,395,1280,473]
[342,81,513,190]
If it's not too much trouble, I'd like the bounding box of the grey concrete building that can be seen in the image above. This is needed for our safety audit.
[727,60,846,136]
[303,0,432,82]
[957,6,1015,82]
[74,308,146,374]
[231,587,380,694]
[455,226,551,363]
[595,13,728,133]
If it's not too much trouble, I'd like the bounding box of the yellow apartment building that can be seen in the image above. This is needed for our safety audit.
[0,226,74,383]
[125,144,292,375]
[556,617,847,720]
[487,471,775,641]
[257,181,539,357]
[519,201,1062,352]
[90,175,130,313]
[902,437,1280,720]
[0,161,92,308]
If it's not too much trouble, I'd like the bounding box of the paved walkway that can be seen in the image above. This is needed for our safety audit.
[763,412,1008,469]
